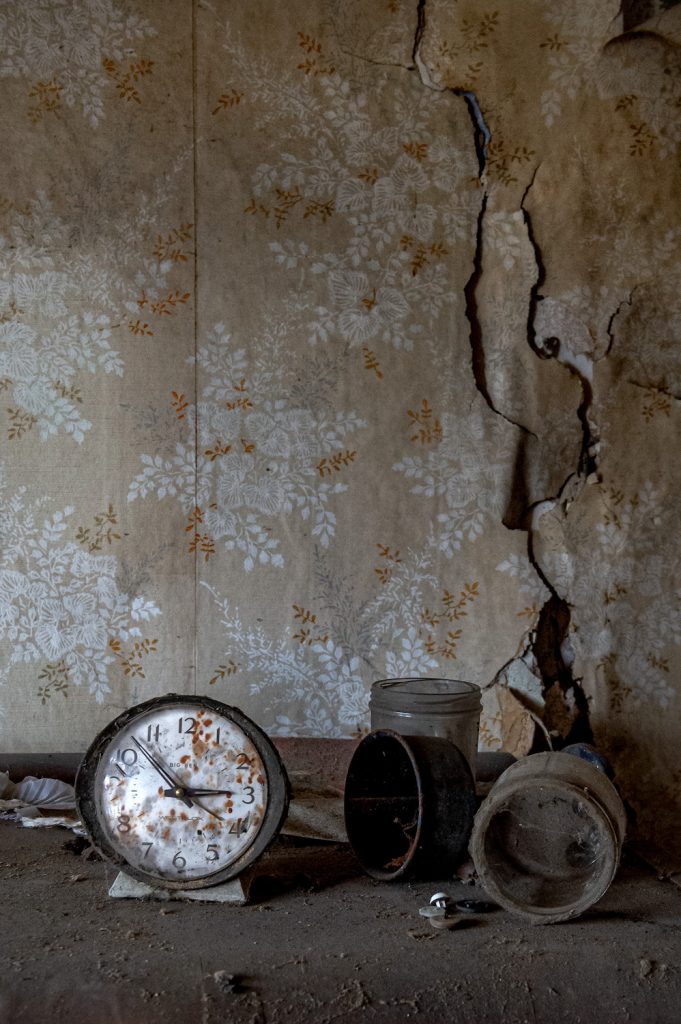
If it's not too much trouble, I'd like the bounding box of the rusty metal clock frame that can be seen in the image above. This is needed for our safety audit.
[75,693,290,890]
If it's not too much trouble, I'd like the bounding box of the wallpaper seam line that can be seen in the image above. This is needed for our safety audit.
[191,0,199,698]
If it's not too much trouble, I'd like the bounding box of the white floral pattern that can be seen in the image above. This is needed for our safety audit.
[129,325,367,569]
[0,465,159,702]
[0,0,156,126]
[0,185,190,443]
[394,408,512,557]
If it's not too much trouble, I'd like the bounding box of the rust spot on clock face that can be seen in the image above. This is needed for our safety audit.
[192,735,209,757]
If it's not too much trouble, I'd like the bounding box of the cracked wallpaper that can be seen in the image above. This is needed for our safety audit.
[1,0,680,873]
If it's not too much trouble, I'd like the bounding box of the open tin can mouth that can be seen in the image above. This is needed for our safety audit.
[344,729,476,881]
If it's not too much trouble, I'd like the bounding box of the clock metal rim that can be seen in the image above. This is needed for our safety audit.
[75,693,290,890]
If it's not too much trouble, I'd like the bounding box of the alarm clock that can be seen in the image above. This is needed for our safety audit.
[75,694,290,889]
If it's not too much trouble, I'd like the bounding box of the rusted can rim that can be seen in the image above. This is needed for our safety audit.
[344,729,475,882]
[345,730,424,881]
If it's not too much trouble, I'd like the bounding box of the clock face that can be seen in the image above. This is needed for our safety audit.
[76,696,289,889]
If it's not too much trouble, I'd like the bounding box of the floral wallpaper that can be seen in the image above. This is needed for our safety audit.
[0,0,680,872]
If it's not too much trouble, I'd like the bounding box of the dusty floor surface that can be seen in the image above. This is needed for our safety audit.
[1,821,680,1024]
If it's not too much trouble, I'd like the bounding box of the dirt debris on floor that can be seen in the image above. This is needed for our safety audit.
[1,821,681,1023]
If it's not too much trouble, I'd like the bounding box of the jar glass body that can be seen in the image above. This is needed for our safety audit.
[369,677,481,774]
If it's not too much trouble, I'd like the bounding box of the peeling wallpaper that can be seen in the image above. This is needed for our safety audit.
[0,0,680,870]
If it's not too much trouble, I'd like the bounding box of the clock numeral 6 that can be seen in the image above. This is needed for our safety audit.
[173,850,187,871]
[117,813,131,833]
[206,844,219,862]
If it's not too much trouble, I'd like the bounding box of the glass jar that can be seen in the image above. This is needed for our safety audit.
[369,677,481,774]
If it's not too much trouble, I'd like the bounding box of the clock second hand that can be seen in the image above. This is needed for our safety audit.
[193,799,224,824]
[159,787,228,824]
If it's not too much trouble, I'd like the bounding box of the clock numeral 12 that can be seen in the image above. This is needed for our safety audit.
[178,716,198,735]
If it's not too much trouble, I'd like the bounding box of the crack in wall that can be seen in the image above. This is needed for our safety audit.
[604,289,636,359]
[457,91,491,176]
[410,0,594,747]
[412,0,426,66]
[515,167,598,738]
[463,192,538,439]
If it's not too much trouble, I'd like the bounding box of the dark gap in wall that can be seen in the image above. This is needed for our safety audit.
[520,509,594,746]
[573,371,599,477]
[455,90,490,176]
[412,0,426,65]
[520,167,547,363]
[621,0,681,31]
[533,595,594,747]
[502,434,531,531]
[463,191,492,413]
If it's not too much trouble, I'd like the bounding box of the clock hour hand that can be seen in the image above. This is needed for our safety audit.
[131,736,194,809]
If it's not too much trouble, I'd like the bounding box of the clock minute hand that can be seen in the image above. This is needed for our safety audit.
[131,736,194,809]
[163,787,233,798]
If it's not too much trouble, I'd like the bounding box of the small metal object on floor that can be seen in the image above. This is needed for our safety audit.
[419,890,498,926]
[455,898,497,914]
[429,915,464,931]
[109,870,249,904]
[419,904,447,918]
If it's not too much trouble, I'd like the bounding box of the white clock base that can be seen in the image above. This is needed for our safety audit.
[108,870,248,904]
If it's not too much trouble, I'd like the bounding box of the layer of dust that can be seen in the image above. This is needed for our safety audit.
[2,822,681,1024]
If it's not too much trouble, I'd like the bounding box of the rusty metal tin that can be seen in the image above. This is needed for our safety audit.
[470,751,627,924]
[344,729,476,881]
